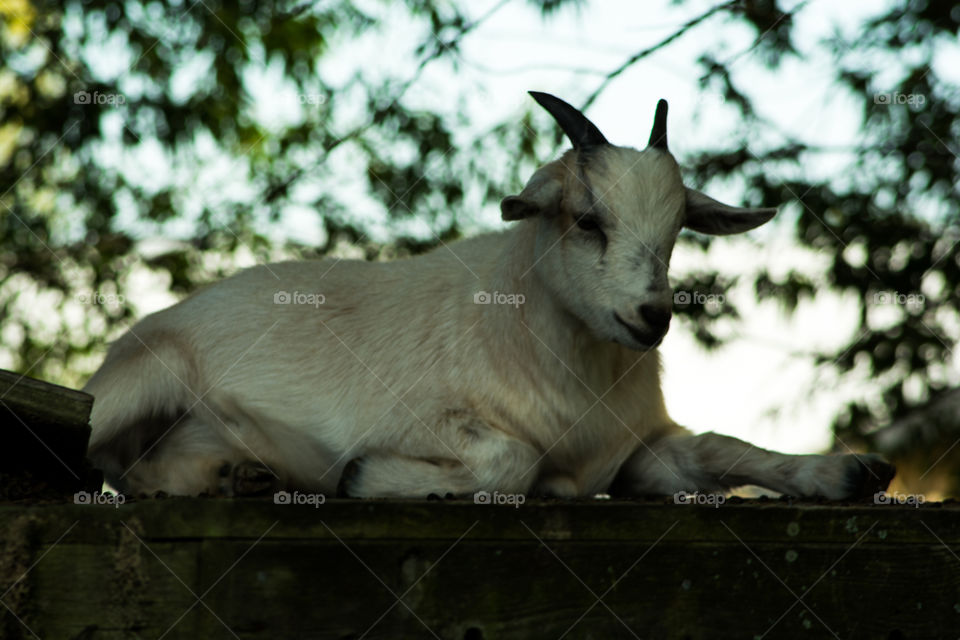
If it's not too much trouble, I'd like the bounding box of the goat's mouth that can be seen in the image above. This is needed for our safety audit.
[613,313,666,349]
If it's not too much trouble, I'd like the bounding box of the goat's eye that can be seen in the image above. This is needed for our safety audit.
[576,216,602,232]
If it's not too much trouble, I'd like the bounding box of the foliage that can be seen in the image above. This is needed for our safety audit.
[681,0,959,472]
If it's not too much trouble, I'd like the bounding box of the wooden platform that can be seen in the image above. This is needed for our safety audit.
[2,497,958,639]
[0,369,100,500]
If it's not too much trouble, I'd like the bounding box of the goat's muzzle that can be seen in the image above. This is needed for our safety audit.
[614,307,671,349]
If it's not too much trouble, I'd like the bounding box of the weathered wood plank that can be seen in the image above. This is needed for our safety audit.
[0,369,96,497]
[1,500,958,639]
[0,369,93,429]
[6,498,958,544]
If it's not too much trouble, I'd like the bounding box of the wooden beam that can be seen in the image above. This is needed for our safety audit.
[1,499,957,639]
[0,369,93,429]
[0,369,97,498]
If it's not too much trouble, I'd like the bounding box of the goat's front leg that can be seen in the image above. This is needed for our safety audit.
[612,431,895,500]
[337,416,544,498]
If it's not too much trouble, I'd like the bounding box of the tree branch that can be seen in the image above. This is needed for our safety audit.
[580,0,740,112]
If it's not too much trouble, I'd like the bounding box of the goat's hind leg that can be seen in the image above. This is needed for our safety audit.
[337,419,542,498]
[105,416,281,497]
[613,431,895,499]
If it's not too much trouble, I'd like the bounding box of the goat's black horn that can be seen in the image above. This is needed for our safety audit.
[529,91,608,150]
[647,99,668,150]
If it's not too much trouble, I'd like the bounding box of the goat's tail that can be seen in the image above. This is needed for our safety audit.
[83,331,199,491]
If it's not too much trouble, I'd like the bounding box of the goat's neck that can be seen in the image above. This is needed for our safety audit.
[486,224,626,380]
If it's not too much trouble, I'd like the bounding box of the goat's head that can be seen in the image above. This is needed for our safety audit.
[501,91,778,350]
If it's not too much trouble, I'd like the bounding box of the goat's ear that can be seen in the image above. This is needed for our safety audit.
[684,188,778,235]
[501,165,563,221]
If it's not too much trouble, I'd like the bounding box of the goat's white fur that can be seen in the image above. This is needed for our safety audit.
[84,95,893,499]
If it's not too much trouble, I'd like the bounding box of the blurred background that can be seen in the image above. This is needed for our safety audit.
[0,0,957,496]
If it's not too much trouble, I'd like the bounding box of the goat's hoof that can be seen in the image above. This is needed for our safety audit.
[533,473,579,498]
[337,457,365,498]
[230,461,279,497]
[844,454,896,499]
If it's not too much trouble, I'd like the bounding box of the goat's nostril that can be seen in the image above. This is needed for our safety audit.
[638,305,671,332]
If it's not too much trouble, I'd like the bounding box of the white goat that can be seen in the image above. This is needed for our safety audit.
[84,92,894,499]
